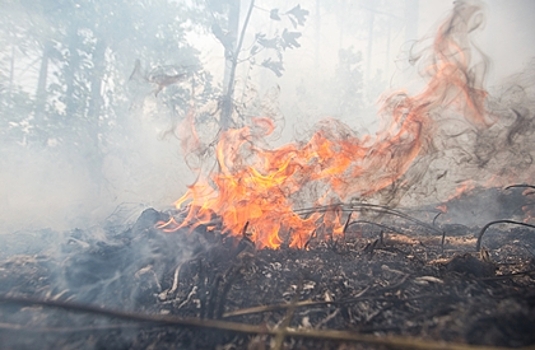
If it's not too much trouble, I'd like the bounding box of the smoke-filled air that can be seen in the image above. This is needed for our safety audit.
[2,1,535,348]
[1,0,535,239]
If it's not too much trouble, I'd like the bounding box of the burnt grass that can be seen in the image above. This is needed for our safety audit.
[1,207,535,349]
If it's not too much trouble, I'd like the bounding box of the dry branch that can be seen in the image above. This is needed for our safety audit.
[0,295,519,350]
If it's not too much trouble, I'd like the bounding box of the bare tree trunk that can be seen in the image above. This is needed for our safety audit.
[35,40,52,145]
[221,0,255,131]
[65,23,80,122]
[8,45,15,95]
[220,0,241,130]
[88,40,106,122]
[86,39,107,190]
[222,0,240,93]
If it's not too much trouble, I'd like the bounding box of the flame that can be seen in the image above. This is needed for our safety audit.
[436,204,448,213]
[447,180,476,201]
[161,2,493,249]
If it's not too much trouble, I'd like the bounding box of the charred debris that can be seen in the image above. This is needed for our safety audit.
[1,185,535,349]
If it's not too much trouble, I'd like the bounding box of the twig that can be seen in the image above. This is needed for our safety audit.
[342,212,352,242]
[0,295,515,350]
[433,211,442,227]
[224,287,371,319]
[223,299,321,318]
[0,322,141,333]
[432,211,447,251]
[295,203,443,236]
[504,184,535,191]
[169,264,181,294]
[475,220,535,251]
[241,221,250,238]
[271,281,302,350]
[315,309,340,329]
[304,228,317,250]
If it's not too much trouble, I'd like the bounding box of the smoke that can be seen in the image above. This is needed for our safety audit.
[0,107,196,235]
[0,2,534,347]
[0,145,102,234]
[156,0,535,248]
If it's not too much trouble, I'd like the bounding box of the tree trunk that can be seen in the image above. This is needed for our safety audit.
[220,0,255,131]
[86,39,107,190]
[65,23,80,122]
[8,45,15,95]
[35,40,52,144]
[87,39,106,122]
[221,0,241,130]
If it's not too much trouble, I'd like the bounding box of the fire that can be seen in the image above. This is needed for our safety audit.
[448,180,476,201]
[160,2,493,249]
[436,204,448,213]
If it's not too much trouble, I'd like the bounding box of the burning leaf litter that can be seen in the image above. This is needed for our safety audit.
[1,210,535,348]
[160,1,534,250]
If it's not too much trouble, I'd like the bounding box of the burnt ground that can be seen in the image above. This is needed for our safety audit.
[0,206,535,349]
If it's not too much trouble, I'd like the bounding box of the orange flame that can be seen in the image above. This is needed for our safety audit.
[447,180,476,201]
[161,2,492,249]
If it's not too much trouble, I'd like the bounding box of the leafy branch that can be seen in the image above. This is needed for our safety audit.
[208,1,308,129]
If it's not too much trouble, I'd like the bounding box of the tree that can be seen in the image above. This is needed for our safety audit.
[0,0,209,190]
[197,0,309,130]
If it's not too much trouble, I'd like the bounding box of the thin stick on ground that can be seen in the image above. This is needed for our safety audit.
[476,219,535,251]
[271,281,302,350]
[295,203,443,236]
[342,212,352,242]
[223,286,370,318]
[0,295,516,350]
[504,184,535,191]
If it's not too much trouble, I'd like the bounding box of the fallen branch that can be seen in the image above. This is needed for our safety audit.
[504,184,535,192]
[0,295,517,350]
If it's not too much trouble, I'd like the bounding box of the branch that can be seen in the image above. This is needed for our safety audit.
[0,295,512,350]
[225,0,255,98]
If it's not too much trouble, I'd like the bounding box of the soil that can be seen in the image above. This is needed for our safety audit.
[0,207,534,349]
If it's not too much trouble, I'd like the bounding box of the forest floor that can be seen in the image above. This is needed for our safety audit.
[0,206,534,349]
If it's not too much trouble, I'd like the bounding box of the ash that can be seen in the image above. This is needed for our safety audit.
[0,205,534,350]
